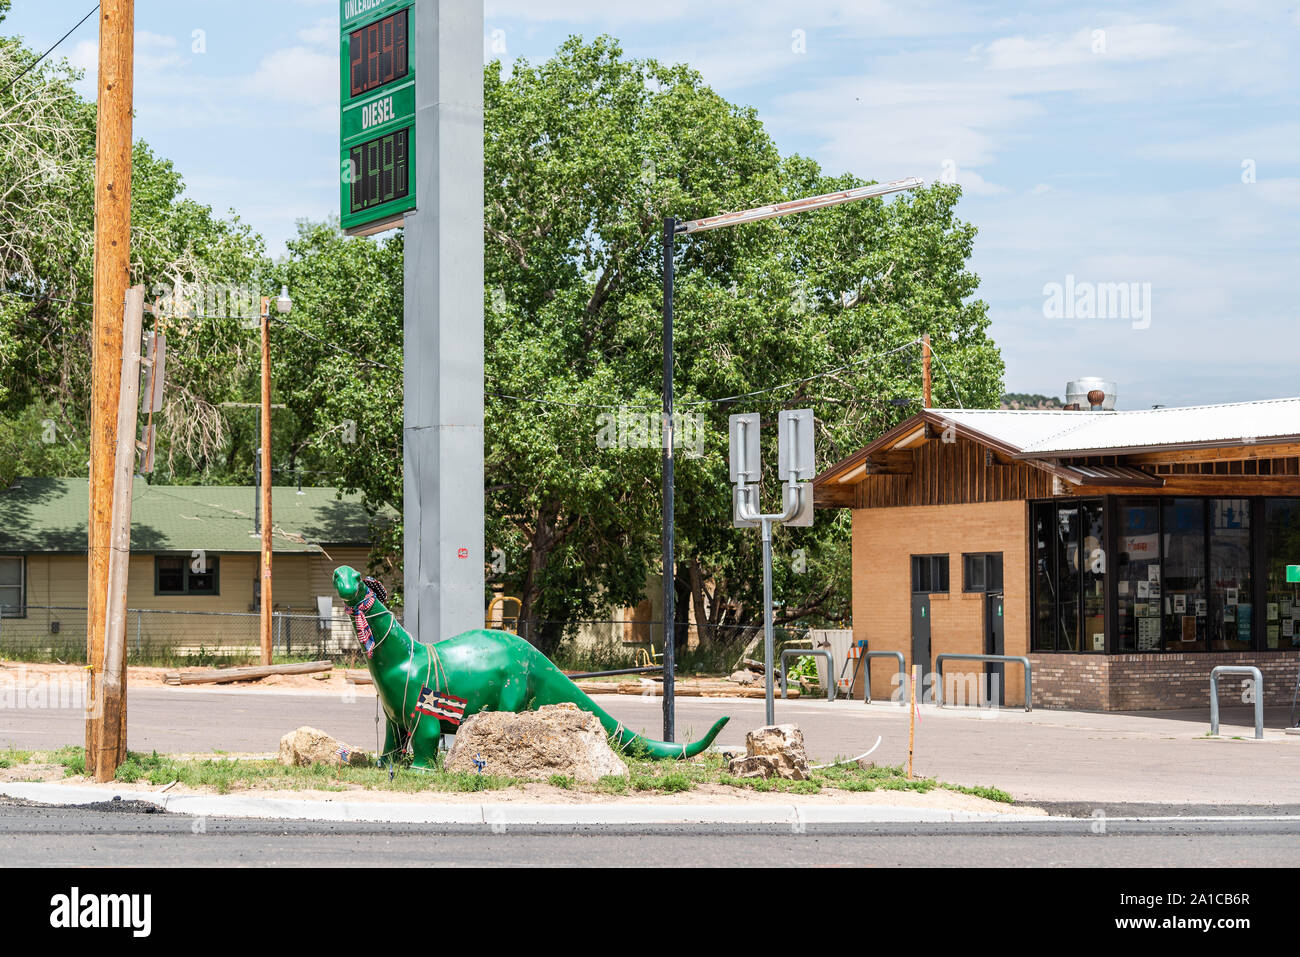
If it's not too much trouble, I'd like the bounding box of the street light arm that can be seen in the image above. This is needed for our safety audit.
[677,177,925,235]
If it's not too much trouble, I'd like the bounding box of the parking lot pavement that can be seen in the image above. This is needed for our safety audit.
[2,686,1296,805]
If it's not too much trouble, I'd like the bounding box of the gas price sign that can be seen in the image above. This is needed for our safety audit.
[340,0,416,234]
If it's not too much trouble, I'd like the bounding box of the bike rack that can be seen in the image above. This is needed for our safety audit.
[779,648,836,701]
[861,650,907,705]
[934,653,1032,712]
[1209,665,1264,740]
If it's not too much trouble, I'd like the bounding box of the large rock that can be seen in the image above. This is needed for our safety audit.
[445,703,629,783]
[729,669,760,686]
[278,726,368,767]
[726,724,811,780]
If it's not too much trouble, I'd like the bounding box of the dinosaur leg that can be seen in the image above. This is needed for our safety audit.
[409,719,442,770]
[380,718,403,765]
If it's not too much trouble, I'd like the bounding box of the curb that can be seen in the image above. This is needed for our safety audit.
[0,782,1043,825]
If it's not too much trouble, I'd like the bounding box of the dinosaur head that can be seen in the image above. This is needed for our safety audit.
[334,565,364,604]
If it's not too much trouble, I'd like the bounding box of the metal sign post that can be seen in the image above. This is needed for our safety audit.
[731,409,815,725]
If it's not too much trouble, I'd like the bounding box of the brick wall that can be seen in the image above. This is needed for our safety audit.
[850,498,1299,712]
[852,500,1029,706]
[1029,651,1300,710]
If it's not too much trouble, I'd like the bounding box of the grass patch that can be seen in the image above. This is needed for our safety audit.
[0,745,1011,802]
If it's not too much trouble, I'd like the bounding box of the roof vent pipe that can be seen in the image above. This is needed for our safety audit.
[1066,378,1117,411]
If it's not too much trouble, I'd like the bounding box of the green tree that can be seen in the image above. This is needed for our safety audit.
[0,21,268,484]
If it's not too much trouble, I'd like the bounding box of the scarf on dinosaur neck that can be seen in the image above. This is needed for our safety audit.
[348,587,378,658]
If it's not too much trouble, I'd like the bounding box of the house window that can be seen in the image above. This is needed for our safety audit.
[155,555,220,596]
[963,553,1003,593]
[0,557,25,617]
[911,555,949,594]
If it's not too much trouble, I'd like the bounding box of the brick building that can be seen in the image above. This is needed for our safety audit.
[813,394,1300,710]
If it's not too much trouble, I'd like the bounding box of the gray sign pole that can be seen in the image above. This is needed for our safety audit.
[403,0,485,643]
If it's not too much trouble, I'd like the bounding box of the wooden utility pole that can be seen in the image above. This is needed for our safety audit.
[260,297,273,665]
[87,0,135,782]
[921,333,932,409]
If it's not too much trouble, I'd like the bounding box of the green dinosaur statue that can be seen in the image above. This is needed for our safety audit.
[334,565,729,769]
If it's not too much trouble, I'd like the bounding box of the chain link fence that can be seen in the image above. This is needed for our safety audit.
[0,605,376,667]
[0,606,824,673]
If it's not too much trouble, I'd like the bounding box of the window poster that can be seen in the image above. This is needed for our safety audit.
[1138,617,1161,649]
[1196,599,1207,616]
[1284,619,1295,639]
[1174,594,1187,614]
[1148,566,1161,582]
[1118,580,1129,596]
[1268,602,1280,621]
[1181,616,1197,642]
[1238,604,1252,642]
[1224,604,1236,622]
[1137,580,1150,599]
[1282,599,1292,618]
[1268,624,1280,642]
[1226,587,1239,606]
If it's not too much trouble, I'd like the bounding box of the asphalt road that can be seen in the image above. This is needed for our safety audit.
[3,686,1297,804]
[4,798,1300,866]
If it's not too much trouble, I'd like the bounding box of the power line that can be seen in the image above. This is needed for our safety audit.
[927,340,966,409]
[1,3,100,97]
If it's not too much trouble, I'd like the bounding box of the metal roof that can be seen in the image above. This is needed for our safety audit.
[926,397,1300,457]
[0,478,389,554]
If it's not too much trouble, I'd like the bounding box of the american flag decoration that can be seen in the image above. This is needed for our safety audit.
[350,588,377,657]
[336,747,351,763]
[412,686,467,725]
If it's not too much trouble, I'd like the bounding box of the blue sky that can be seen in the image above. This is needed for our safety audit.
[5,0,1299,408]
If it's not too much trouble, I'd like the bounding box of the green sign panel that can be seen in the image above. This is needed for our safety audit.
[340,0,416,234]
[1288,565,1300,584]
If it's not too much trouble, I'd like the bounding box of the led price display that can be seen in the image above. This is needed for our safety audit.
[349,128,410,214]
[349,8,408,98]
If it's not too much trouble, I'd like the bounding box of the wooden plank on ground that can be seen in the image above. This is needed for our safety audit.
[164,660,332,686]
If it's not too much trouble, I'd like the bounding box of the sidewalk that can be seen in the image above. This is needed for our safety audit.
[0,781,1044,824]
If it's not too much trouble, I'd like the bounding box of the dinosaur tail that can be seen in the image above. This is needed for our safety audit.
[527,647,730,759]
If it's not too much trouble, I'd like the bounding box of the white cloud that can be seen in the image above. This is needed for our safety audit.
[240,46,337,106]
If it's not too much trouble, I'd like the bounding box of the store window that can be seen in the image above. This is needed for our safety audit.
[1208,499,1252,651]
[963,553,1003,593]
[1032,504,1055,651]
[1116,501,1159,651]
[1263,498,1300,650]
[1031,499,1104,652]
[1161,498,1207,651]
[911,555,949,594]
[0,557,24,617]
[155,555,220,596]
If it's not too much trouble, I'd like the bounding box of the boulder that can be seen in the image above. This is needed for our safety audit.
[728,669,760,686]
[278,726,368,767]
[445,703,629,783]
[726,724,811,780]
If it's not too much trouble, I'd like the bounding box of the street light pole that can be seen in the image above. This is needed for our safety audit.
[260,286,292,666]
[260,296,273,666]
[660,177,924,739]
[661,216,676,742]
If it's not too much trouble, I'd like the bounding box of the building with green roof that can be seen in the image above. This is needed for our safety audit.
[0,478,391,660]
